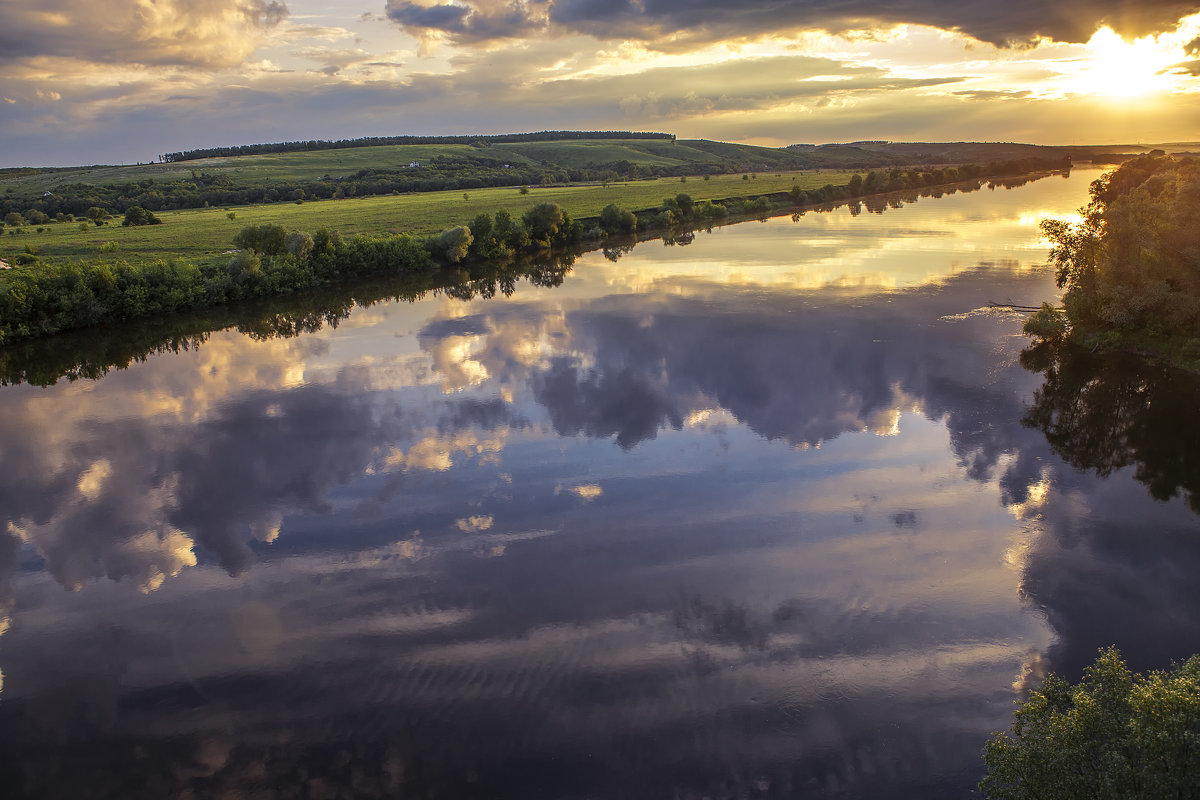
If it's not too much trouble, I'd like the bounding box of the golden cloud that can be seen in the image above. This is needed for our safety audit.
[0,0,289,69]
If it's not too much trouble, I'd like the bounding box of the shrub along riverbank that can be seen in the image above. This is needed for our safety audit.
[1026,154,1200,369]
[0,157,1069,345]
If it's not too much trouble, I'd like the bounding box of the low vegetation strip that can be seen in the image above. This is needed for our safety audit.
[0,157,1070,345]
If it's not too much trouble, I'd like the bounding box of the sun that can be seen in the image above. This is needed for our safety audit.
[1060,27,1180,99]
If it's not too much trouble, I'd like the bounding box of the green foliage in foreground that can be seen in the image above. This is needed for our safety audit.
[1039,154,1200,350]
[981,648,1200,800]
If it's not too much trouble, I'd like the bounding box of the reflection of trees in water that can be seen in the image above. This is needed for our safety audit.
[1015,340,1200,685]
[592,173,1058,262]
[1021,341,1200,513]
[1,170,1063,388]
[0,259,573,388]
[603,241,636,262]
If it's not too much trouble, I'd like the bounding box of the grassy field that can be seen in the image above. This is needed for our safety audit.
[0,138,804,194]
[1,171,855,266]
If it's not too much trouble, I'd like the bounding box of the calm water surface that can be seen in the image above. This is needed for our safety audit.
[2,170,1198,799]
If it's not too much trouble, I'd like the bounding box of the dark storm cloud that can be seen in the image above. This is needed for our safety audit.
[384,0,1199,47]
[386,1,472,31]
[550,0,637,23]
[385,0,537,43]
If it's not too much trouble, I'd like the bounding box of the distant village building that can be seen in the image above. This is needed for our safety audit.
[409,161,420,168]
[0,258,10,270]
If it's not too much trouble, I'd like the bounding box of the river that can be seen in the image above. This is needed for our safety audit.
[1,168,1198,799]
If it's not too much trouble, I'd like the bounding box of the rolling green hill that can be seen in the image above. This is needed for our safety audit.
[0,133,1092,231]
[0,137,831,193]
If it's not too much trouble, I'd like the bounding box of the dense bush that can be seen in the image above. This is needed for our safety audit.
[599,203,637,234]
[1041,155,1200,341]
[981,648,1200,799]
[430,226,473,264]
[122,206,161,226]
[522,202,570,247]
[284,231,314,261]
[1022,302,1068,340]
[233,224,288,255]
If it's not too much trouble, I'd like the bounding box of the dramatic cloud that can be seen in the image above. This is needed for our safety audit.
[2,0,1199,165]
[0,0,289,68]
[385,0,1200,47]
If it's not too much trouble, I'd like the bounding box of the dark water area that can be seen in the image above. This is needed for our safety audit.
[0,169,1197,799]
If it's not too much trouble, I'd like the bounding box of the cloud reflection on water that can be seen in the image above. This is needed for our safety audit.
[0,264,1053,798]
[0,172,1197,798]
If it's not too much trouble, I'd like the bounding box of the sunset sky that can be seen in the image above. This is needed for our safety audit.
[2,0,1200,166]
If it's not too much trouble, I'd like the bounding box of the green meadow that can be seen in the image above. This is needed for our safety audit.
[1,171,854,266]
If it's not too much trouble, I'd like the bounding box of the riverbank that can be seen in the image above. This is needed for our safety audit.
[1063,327,1200,373]
[0,159,1070,345]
